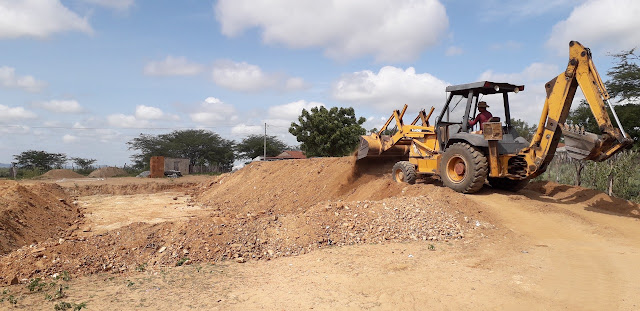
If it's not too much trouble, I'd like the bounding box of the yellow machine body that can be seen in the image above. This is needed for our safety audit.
[356,41,633,193]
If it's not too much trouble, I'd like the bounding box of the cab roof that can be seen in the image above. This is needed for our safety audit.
[445,81,524,97]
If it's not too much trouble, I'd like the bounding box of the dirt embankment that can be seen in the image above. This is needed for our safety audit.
[0,158,482,282]
[0,181,82,255]
[88,167,128,178]
[1,157,638,287]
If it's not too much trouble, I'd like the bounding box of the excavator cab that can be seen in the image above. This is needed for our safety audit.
[435,81,528,153]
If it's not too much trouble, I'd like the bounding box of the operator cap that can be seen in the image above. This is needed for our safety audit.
[478,101,489,108]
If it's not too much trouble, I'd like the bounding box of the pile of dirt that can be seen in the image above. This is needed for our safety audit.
[0,181,82,255]
[88,167,128,178]
[196,157,417,215]
[527,181,640,218]
[0,157,488,282]
[37,169,84,180]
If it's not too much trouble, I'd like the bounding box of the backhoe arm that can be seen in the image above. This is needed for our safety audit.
[522,41,634,178]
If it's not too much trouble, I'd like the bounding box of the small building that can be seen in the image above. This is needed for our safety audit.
[164,157,190,175]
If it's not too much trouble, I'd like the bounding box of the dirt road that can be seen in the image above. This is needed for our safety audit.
[1,159,639,310]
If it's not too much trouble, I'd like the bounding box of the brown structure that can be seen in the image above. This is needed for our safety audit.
[266,150,307,160]
[149,156,165,178]
[164,157,190,175]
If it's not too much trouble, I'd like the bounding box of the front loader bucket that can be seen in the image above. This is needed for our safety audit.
[560,123,601,160]
[356,135,409,160]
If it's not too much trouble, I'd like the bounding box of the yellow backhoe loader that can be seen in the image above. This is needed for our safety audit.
[356,41,634,193]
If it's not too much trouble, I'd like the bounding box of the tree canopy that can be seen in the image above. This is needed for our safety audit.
[289,106,366,157]
[235,134,288,160]
[510,119,537,141]
[71,157,96,170]
[14,150,67,170]
[127,129,235,171]
[605,48,640,102]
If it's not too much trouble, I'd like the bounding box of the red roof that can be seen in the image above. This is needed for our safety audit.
[267,150,306,160]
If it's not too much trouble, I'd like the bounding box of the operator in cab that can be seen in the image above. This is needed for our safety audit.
[468,101,492,131]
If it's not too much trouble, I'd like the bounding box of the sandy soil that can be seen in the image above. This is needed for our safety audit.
[1,158,639,310]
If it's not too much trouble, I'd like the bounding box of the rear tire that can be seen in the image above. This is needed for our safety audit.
[392,161,417,184]
[488,177,529,192]
[439,142,488,193]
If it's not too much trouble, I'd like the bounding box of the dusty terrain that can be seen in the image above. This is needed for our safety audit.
[0,157,639,310]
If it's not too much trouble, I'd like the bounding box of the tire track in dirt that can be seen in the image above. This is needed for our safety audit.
[466,186,640,311]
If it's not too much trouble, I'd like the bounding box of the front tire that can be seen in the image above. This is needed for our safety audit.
[392,161,417,184]
[440,143,488,193]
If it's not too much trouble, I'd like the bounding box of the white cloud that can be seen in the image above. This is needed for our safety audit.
[133,105,179,121]
[445,46,463,56]
[267,100,323,121]
[0,104,37,121]
[106,114,150,128]
[212,60,275,92]
[215,0,449,62]
[0,125,30,134]
[80,0,134,10]
[478,63,559,83]
[189,97,238,124]
[36,99,84,113]
[547,0,640,54]
[0,0,93,39]
[62,134,78,143]
[231,124,263,136]
[212,60,307,92]
[144,56,204,76]
[0,66,46,92]
[135,105,163,120]
[332,66,450,112]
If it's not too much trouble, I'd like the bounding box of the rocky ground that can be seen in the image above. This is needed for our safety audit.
[0,157,638,310]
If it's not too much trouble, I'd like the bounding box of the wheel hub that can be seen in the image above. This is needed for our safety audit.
[446,156,467,183]
[454,162,465,175]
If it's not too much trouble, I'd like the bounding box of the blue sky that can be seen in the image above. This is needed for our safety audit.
[1,0,639,165]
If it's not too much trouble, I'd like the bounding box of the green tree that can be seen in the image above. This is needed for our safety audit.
[289,106,366,157]
[71,157,97,170]
[235,134,289,160]
[14,150,67,170]
[509,118,537,141]
[605,48,640,102]
[127,129,235,171]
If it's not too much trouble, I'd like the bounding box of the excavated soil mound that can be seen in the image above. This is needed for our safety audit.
[0,157,486,282]
[37,169,84,180]
[196,157,416,215]
[527,181,640,218]
[88,167,128,178]
[0,181,82,255]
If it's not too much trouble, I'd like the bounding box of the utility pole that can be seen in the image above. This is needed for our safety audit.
[263,122,267,161]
